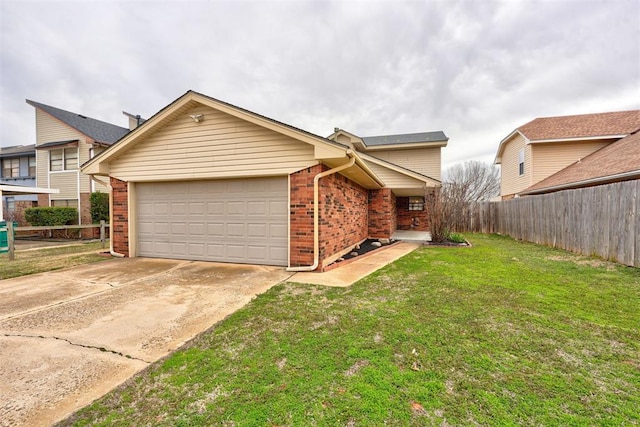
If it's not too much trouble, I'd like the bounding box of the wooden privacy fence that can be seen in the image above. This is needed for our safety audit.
[2,220,108,261]
[464,180,639,268]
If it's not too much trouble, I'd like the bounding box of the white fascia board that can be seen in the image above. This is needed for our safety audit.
[495,129,527,164]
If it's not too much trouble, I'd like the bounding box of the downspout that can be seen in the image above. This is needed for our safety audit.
[287,152,356,272]
[91,175,125,258]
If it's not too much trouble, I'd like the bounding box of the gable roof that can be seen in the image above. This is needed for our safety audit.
[519,110,640,142]
[362,131,448,147]
[26,100,129,145]
[82,90,386,188]
[521,130,640,195]
[358,152,441,185]
[495,109,640,164]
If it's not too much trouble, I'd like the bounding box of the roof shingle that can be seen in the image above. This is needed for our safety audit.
[362,131,448,146]
[26,100,129,145]
[518,110,640,141]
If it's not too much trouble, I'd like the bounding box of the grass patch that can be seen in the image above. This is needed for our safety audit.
[0,242,109,279]
[61,234,640,426]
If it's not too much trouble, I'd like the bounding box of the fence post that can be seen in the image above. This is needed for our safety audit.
[100,220,106,249]
[8,221,15,261]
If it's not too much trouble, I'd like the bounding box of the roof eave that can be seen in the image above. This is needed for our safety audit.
[520,170,640,195]
[82,90,353,176]
[358,152,441,186]
[495,129,526,164]
[360,140,448,150]
[529,134,628,144]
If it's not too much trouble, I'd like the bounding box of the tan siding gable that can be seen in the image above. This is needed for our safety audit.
[500,133,532,197]
[109,105,317,181]
[35,109,84,145]
[50,172,78,199]
[531,140,611,184]
[367,147,441,180]
[365,162,426,188]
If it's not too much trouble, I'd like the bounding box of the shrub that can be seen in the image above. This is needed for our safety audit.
[90,192,110,224]
[448,232,466,243]
[24,207,78,226]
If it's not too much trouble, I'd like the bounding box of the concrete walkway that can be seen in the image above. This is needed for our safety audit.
[288,241,420,287]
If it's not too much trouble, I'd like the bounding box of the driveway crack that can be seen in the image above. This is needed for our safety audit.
[2,333,151,364]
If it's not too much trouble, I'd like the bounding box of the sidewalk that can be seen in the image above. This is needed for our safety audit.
[287,241,420,287]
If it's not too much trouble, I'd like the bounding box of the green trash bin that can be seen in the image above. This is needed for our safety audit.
[0,221,17,254]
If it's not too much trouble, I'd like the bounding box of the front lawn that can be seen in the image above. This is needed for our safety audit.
[62,234,640,426]
[0,241,109,280]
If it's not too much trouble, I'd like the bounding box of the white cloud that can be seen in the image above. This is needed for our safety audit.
[1,0,638,171]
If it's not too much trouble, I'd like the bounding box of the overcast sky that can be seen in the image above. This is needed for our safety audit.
[1,0,639,169]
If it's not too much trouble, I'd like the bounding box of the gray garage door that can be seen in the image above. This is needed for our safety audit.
[136,177,288,266]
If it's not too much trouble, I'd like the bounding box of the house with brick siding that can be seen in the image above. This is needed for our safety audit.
[26,100,130,226]
[82,90,447,271]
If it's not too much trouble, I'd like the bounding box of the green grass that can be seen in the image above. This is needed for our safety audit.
[0,241,110,279]
[61,234,640,426]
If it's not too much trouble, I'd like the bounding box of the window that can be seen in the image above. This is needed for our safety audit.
[518,149,525,175]
[51,199,78,208]
[2,158,19,178]
[6,197,15,212]
[50,148,78,171]
[28,156,36,176]
[408,196,425,211]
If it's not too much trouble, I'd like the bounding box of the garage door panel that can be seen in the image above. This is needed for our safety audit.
[188,243,205,256]
[137,177,288,266]
[208,202,224,214]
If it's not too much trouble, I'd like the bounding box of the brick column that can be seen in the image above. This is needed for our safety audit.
[110,177,129,256]
[368,188,396,238]
[289,165,323,267]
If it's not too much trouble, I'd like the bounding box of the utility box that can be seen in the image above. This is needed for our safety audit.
[0,221,17,254]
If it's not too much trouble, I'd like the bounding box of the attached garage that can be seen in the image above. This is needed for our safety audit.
[136,177,288,266]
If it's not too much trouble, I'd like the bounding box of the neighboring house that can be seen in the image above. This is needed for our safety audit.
[82,90,447,270]
[0,144,37,223]
[521,130,640,195]
[495,110,640,199]
[26,100,130,225]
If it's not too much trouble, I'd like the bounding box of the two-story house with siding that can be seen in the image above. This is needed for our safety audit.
[0,144,37,223]
[26,100,130,226]
[495,110,640,199]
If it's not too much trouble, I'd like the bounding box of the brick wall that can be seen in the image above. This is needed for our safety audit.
[289,164,369,269]
[289,165,320,267]
[368,188,396,238]
[396,196,430,231]
[318,170,368,266]
[396,189,437,231]
[37,193,49,208]
[110,177,129,256]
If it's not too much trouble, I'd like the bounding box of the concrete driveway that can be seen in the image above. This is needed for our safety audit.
[0,258,291,427]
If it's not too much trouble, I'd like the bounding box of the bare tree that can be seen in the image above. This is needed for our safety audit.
[430,161,499,240]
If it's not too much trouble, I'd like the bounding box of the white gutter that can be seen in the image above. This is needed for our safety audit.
[287,153,357,272]
[91,175,126,258]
